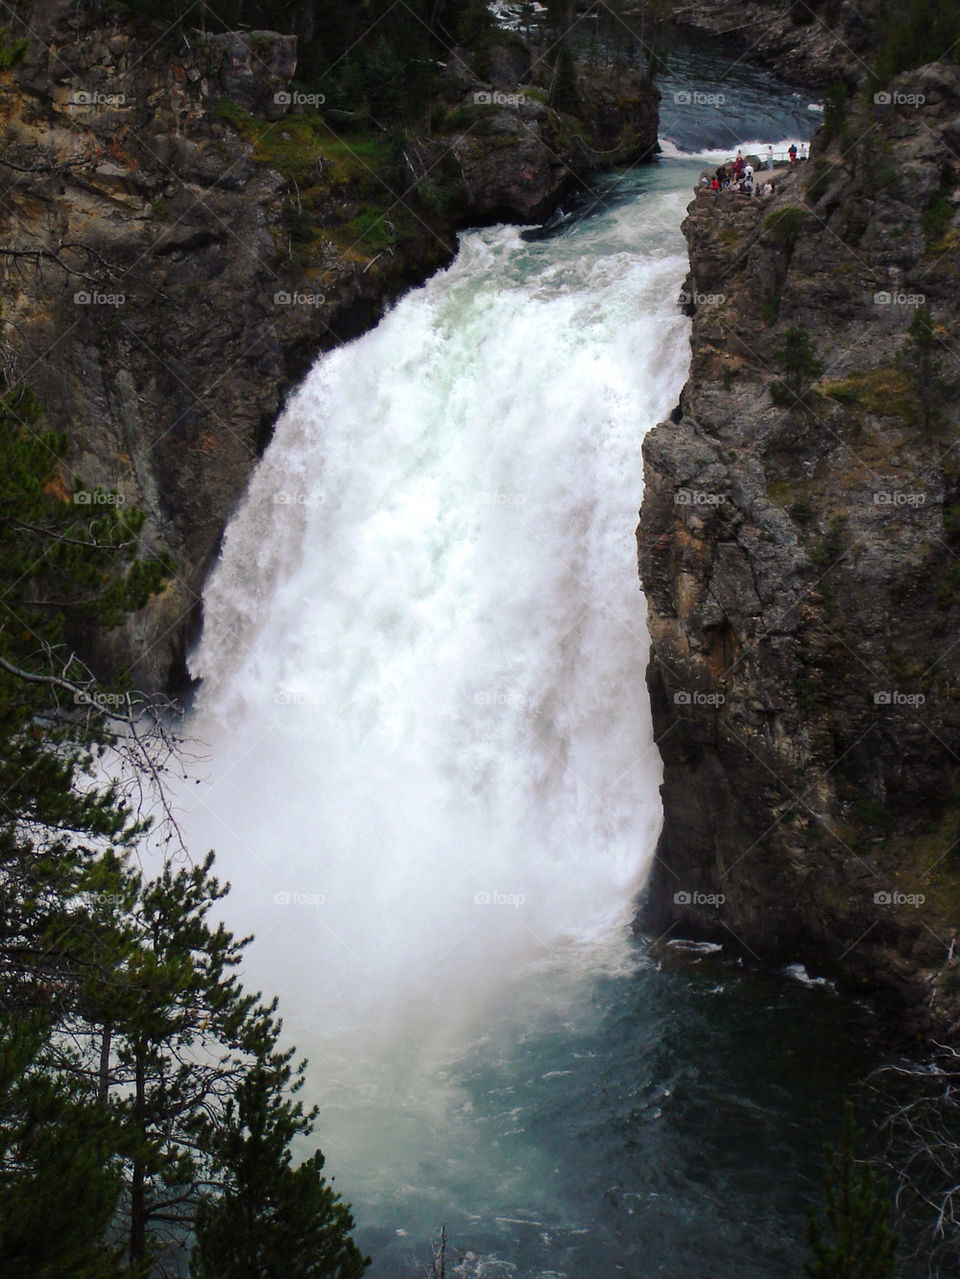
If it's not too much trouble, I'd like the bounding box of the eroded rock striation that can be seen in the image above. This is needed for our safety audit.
[638,63,960,1040]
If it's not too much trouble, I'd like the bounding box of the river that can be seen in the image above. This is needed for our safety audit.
[172,41,875,1279]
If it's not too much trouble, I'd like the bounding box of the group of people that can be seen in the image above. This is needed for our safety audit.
[706,152,770,196]
[702,143,807,197]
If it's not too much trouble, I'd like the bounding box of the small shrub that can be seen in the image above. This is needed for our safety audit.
[821,82,848,144]
[764,206,805,251]
[806,159,832,203]
[790,497,816,524]
[814,517,845,567]
[923,192,955,250]
[823,381,860,405]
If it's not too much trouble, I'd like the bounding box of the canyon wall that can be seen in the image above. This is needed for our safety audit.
[638,62,960,1040]
[1,0,657,690]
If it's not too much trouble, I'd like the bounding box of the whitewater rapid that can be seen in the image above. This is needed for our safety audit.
[167,133,840,1271]
[180,169,691,1055]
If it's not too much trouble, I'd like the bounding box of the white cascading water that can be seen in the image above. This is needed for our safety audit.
[175,163,699,1244]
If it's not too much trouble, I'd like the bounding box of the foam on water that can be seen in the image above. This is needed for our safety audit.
[658,135,811,163]
[183,177,691,1056]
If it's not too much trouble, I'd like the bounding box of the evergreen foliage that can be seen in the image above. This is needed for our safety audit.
[0,386,367,1275]
[804,1105,898,1279]
[875,0,960,81]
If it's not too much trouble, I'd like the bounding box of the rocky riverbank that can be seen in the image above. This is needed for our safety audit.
[637,61,960,1042]
[1,1,657,691]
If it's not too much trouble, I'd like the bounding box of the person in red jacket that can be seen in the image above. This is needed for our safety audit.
[788,143,798,165]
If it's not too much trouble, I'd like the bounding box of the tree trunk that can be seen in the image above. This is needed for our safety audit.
[130,1041,147,1265]
[97,1022,112,1108]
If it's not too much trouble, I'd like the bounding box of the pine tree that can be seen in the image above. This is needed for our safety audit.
[89,852,274,1269]
[191,1058,369,1279]
[804,1104,898,1279]
[0,383,172,1268]
[771,325,824,406]
[0,1013,125,1278]
[551,42,580,116]
[0,382,367,1272]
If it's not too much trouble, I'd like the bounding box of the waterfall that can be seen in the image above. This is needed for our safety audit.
[170,165,694,1267]
[184,178,690,1040]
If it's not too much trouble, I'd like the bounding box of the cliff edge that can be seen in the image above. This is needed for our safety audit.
[638,63,960,1041]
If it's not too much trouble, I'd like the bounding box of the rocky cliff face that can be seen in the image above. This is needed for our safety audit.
[638,63,960,1040]
[666,0,882,87]
[1,0,657,691]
